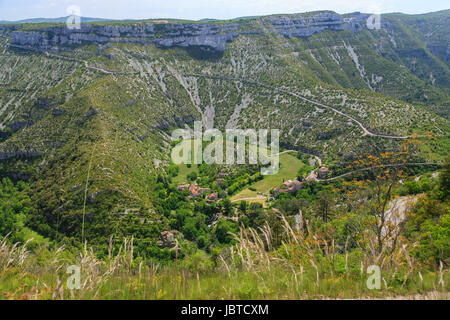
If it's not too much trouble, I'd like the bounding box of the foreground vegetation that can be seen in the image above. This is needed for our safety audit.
[1,150,448,300]
[0,220,448,300]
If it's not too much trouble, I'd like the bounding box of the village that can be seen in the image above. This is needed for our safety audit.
[175,163,331,202]
[177,183,220,202]
[160,164,331,248]
[272,165,330,197]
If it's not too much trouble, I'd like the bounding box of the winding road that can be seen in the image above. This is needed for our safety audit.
[317,162,440,182]
[231,196,266,203]
[1,43,427,140]
[0,45,437,141]
[186,73,415,140]
[230,162,440,204]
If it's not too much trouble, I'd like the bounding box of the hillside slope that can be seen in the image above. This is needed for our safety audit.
[0,10,448,244]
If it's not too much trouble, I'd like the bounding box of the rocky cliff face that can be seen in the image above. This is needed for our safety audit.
[11,22,240,52]
[263,12,348,37]
[9,11,370,53]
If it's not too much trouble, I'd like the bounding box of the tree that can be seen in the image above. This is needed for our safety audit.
[0,178,32,243]
[265,210,285,248]
[182,216,207,241]
[277,198,309,216]
[417,213,449,266]
[215,220,237,244]
[439,154,450,200]
[222,199,233,216]
[297,165,313,180]
[246,203,265,228]
[314,190,334,222]
[167,165,179,177]
[239,201,248,214]
[346,138,420,254]
[187,171,198,182]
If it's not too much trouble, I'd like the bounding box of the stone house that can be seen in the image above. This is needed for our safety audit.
[207,192,219,202]
[318,165,330,179]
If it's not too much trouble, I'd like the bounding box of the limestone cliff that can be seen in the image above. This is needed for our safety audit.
[8,11,370,53]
